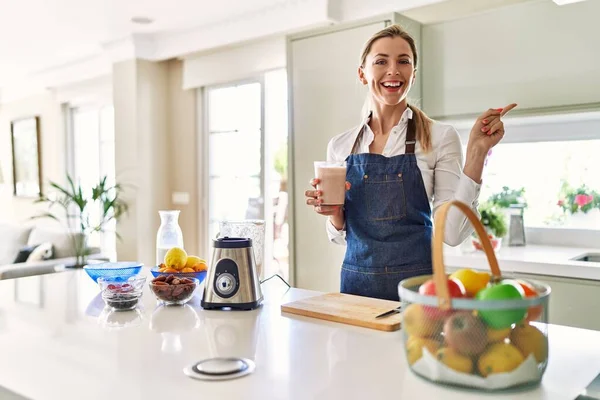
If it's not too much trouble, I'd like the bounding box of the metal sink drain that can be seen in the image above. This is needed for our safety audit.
[184,357,255,381]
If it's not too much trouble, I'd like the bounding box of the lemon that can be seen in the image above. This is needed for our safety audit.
[406,335,441,365]
[164,247,188,270]
[185,255,204,270]
[510,323,548,363]
[487,326,512,343]
[436,347,473,374]
[450,269,490,297]
[477,343,524,377]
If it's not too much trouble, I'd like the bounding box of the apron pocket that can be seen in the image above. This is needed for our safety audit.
[364,173,407,221]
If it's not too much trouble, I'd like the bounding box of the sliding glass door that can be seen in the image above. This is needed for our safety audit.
[206,80,264,242]
[204,69,289,280]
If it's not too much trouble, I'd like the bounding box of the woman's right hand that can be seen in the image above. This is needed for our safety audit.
[305,179,350,230]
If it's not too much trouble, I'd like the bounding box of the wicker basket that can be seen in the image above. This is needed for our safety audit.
[398,200,551,391]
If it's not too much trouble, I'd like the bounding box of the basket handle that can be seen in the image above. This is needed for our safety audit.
[433,200,502,310]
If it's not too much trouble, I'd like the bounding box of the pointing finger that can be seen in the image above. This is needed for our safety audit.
[500,103,518,117]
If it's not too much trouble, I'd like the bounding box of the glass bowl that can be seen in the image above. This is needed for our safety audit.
[98,275,146,311]
[149,276,199,306]
[150,266,207,284]
[472,235,502,252]
[84,262,143,283]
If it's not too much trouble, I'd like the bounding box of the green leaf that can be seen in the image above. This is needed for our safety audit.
[31,212,60,222]
[478,202,507,238]
[50,181,73,199]
[66,175,77,197]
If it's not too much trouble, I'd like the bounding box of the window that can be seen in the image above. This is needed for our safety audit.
[204,69,289,280]
[481,140,600,229]
[453,111,600,232]
[69,104,117,258]
[206,81,263,238]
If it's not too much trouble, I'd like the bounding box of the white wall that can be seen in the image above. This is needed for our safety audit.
[422,0,600,118]
[113,60,171,267]
[0,92,66,226]
[183,37,287,89]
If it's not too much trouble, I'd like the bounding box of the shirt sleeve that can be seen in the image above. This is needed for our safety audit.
[325,138,347,245]
[432,126,482,246]
[326,217,347,245]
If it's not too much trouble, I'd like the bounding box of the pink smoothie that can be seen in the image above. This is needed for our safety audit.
[315,165,346,205]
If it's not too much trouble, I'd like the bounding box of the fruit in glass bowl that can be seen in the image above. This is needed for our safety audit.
[149,275,199,305]
[152,255,208,283]
[475,280,527,329]
[98,275,146,311]
[418,277,466,320]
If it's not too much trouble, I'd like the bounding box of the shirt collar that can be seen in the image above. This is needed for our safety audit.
[360,107,414,130]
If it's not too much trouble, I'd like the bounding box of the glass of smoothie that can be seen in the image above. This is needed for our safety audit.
[313,161,346,205]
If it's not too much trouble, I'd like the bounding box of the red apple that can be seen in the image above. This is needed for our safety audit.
[443,311,488,356]
[418,278,466,320]
[517,280,543,322]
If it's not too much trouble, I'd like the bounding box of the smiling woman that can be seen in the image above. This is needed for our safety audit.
[303,24,517,301]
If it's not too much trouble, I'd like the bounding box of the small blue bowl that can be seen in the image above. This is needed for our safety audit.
[84,262,143,283]
[150,266,207,284]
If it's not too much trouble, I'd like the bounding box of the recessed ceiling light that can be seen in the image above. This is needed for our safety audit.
[131,16,154,25]
[552,0,587,5]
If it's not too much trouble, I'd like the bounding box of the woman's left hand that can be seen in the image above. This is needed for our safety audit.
[467,103,517,153]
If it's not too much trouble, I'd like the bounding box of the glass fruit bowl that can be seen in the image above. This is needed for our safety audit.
[150,266,207,284]
[149,275,199,306]
[98,275,146,311]
[398,200,551,392]
[84,262,143,283]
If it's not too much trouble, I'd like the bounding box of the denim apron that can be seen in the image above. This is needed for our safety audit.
[341,115,433,301]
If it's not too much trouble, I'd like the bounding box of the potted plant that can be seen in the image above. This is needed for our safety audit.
[486,186,527,245]
[473,203,507,252]
[33,175,129,267]
[487,186,527,209]
[557,182,600,228]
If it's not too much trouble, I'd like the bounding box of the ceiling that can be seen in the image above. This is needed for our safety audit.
[0,0,544,96]
[0,0,287,86]
[403,0,534,24]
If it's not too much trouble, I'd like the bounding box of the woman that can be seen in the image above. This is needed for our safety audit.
[304,24,516,301]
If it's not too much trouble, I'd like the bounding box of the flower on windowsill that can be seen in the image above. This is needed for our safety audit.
[557,183,600,215]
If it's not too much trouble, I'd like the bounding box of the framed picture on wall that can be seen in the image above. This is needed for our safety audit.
[10,116,42,198]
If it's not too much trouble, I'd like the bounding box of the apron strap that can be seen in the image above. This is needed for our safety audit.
[405,108,417,154]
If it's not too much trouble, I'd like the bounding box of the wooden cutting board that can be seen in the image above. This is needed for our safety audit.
[281,292,402,332]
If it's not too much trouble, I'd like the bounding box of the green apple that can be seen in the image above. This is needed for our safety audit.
[475,280,527,329]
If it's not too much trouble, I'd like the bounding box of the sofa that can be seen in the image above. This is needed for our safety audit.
[0,223,105,280]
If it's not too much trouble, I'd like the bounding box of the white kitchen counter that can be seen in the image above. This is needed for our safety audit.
[0,269,599,400]
[444,244,600,280]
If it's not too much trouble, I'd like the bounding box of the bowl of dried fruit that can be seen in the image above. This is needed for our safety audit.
[98,275,146,311]
[149,275,199,306]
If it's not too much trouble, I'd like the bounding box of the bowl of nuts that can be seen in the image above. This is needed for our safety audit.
[98,275,146,311]
[149,275,199,306]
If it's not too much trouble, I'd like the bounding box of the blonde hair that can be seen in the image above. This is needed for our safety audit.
[360,24,432,152]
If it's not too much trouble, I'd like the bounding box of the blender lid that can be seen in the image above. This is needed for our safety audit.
[213,237,252,248]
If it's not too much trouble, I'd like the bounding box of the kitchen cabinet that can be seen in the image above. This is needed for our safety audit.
[421,0,600,118]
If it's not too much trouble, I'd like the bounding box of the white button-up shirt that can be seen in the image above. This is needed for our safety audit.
[325,107,481,246]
